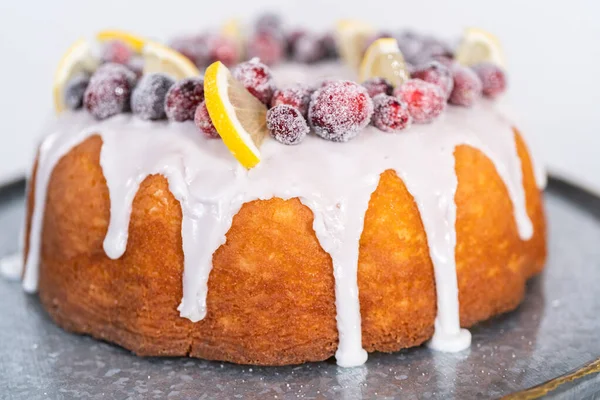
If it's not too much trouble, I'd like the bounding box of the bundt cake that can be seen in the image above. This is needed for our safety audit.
[19,18,546,367]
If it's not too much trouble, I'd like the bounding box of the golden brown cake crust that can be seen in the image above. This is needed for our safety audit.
[26,129,546,366]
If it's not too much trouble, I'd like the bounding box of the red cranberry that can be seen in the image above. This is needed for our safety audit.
[101,40,133,65]
[206,34,239,66]
[449,65,482,107]
[394,79,446,124]
[84,63,135,120]
[271,85,312,117]
[194,101,220,139]
[247,32,285,66]
[131,73,175,120]
[255,13,283,35]
[170,36,210,68]
[286,29,307,55]
[233,58,275,105]
[471,62,507,98]
[65,73,90,110]
[432,55,454,68]
[291,34,325,64]
[411,61,454,99]
[308,80,374,142]
[362,77,393,99]
[320,33,338,59]
[371,94,412,133]
[165,77,205,122]
[267,105,309,145]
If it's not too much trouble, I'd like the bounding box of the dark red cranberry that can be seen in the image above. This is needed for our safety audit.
[271,85,312,117]
[64,73,90,110]
[320,33,338,59]
[170,36,210,68]
[165,77,205,122]
[194,101,220,139]
[411,61,454,99]
[308,80,374,142]
[449,65,482,107]
[286,29,307,55]
[371,94,412,133]
[247,32,285,66]
[267,105,309,145]
[233,58,275,105]
[131,73,174,120]
[362,77,393,99]
[471,62,507,98]
[84,63,135,120]
[394,79,446,124]
[101,40,133,65]
[291,34,325,63]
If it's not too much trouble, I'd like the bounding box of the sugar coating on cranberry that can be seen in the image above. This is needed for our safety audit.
[271,85,312,117]
[471,62,507,98]
[449,65,482,107]
[255,13,283,34]
[131,73,174,120]
[170,36,210,68]
[233,58,275,105]
[320,33,338,59]
[267,105,309,145]
[308,80,374,142]
[247,32,285,66]
[64,73,90,110]
[194,101,220,139]
[84,63,135,120]
[165,77,205,122]
[291,34,325,63]
[101,40,133,65]
[394,79,446,124]
[362,77,393,99]
[371,94,412,133]
[206,34,239,66]
[411,61,454,99]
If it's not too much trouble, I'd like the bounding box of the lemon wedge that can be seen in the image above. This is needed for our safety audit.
[335,19,376,69]
[204,61,268,169]
[52,38,99,114]
[96,29,146,53]
[143,40,201,80]
[455,27,506,68]
[359,37,409,86]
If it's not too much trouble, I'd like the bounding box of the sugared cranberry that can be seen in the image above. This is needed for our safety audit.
[131,73,174,120]
[411,61,454,99]
[126,56,145,80]
[449,65,482,107]
[255,12,283,35]
[291,34,325,64]
[165,77,205,122]
[394,79,446,124]
[362,77,393,99]
[320,33,338,59]
[101,40,133,65]
[397,32,426,65]
[471,62,507,98]
[267,105,309,145]
[65,73,90,110]
[84,63,135,120]
[233,58,275,105]
[286,29,306,55]
[308,80,374,142]
[247,32,285,66]
[206,34,239,66]
[194,101,220,139]
[271,85,312,117]
[432,55,454,68]
[170,36,210,68]
[371,94,412,133]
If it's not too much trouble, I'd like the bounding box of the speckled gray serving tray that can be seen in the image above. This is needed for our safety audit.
[1,178,599,400]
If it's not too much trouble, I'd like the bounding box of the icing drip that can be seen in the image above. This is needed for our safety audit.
[0,253,23,281]
[23,63,539,367]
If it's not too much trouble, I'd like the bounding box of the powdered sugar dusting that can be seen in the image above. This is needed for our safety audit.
[266,105,309,145]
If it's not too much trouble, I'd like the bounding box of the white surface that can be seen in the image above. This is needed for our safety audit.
[0,0,598,190]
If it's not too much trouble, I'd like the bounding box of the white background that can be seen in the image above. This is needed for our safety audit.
[0,0,598,191]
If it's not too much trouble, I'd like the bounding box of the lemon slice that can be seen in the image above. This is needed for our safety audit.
[204,61,268,169]
[52,38,99,114]
[96,29,146,53]
[359,38,409,86]
[335,19,376,69]
[143,40,201,80]
[455,27,506,68]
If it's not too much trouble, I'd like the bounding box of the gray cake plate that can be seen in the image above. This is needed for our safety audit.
[1,178,600,400]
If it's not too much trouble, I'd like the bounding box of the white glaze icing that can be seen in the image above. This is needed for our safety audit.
[22,62,542,367]
[0,253,23,281]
